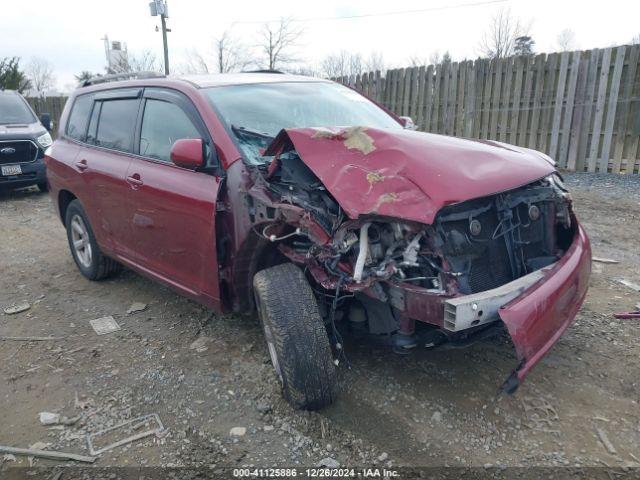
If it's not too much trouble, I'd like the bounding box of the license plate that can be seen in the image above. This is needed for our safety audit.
[1,165,22,176]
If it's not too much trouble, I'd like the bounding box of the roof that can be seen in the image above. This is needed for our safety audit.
[0,89,19,95]
[176,73,330,88]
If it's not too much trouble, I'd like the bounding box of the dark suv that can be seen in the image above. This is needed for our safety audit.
[0,89,53,192]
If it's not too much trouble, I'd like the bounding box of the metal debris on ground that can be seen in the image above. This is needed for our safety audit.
[592,257,619,264]
[0,445,96,463]
[86,413,164,456]
[595,427,617,455]
[0,336,61,342]
[3,302,31,315]
[126,302,148,314]
[89,316,121,335]
[617,279,640,292]
[613,310,640,319]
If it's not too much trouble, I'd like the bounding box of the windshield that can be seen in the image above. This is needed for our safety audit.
[0,93,36,125]
[204,81,402,164]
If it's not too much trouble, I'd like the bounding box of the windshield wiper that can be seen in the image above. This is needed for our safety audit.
[231,124,274,141]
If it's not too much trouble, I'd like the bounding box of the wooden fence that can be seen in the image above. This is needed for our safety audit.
[336,45,640,174]
[26,96,67,136]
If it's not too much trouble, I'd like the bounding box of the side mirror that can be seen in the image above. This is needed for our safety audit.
[399,116,417,130]
[40,113,52,131]
[170,138,204,170]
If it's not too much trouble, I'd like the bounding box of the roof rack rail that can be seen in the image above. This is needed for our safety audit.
[82,71,165,87]
[241,69,284,74]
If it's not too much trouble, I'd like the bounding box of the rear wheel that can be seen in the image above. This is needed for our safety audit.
[253,263,337,410]
[65,200,120,280]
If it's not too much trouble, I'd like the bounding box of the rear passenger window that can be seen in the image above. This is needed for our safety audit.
[95,99,139,152]
[140,99,200,162]
[66,94,93,141]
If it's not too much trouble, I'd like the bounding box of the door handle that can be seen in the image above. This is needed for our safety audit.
[126,174,144,187]
[75,159,88,171]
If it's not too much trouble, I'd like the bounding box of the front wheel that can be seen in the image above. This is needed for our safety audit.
[37,182,48,192]
[65,200,120,280]
[253,263,337,410]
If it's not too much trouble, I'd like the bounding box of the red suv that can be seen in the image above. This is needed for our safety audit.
[46,72,591,410]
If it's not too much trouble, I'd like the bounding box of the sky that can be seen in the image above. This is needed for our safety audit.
[1,0,639,93]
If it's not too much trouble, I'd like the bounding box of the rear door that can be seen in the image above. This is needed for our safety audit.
[125,88,221,301]
[77,89,142,258]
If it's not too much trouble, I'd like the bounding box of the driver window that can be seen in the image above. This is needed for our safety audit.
[140,99,200,162]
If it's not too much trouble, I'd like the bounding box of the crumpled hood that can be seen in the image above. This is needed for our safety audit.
[265,126,556,225]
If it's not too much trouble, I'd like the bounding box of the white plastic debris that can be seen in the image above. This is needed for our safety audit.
[229,427,246,437]
[89,316,121,335]
[3,302,31,315]
[39,412,61,426]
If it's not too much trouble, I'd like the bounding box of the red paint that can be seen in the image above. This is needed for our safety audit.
[170,138,204,169]
[267,127,556,224]
[499,222,591,383]
[45,74,590,392]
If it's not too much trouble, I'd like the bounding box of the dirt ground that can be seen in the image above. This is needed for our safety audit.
[1,173,639,474]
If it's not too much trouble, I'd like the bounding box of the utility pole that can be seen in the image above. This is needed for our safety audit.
[149,0,170,74]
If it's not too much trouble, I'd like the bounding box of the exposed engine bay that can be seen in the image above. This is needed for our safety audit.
[244,140,576,355]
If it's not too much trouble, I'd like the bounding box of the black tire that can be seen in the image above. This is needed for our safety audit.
[37,182,48,192]
[253,263,337,410]
[65,199,120,280]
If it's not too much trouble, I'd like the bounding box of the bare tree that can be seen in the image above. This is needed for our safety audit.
[364,52,386,72]
[129,50,161,72]
[108,49,160,74]
[479,9,528,59]
[421,51,452,66]
[215,31,254,73]
[182,50,210,74]
[557,29,578,52]
[26,57,56,96]
[285,64,320,77]
[321,51,364,78]
[631,34,640,45]
[257,18,304,70]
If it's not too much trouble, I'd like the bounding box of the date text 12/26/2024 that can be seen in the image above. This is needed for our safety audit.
[233,468,400,478]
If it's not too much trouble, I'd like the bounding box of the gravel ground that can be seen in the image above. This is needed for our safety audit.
[563,172,640,201]
[0,174,639,476]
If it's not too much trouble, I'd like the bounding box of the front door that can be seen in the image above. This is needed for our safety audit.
[125,88,221,302]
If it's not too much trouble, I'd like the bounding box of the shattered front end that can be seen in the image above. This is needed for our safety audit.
[243,126,591,392]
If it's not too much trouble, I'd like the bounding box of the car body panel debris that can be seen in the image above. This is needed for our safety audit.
[3,302,31,315]
[89,316,121,335]
[86,413,164,456]
[127,302,148,314]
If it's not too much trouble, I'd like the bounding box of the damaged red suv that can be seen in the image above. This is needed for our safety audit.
[46,72,591,410]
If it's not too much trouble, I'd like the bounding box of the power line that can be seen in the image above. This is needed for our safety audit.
[233,0,509,25]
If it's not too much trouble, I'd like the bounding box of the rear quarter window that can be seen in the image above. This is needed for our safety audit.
[94,99,140,153]
[66,94,93,141]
